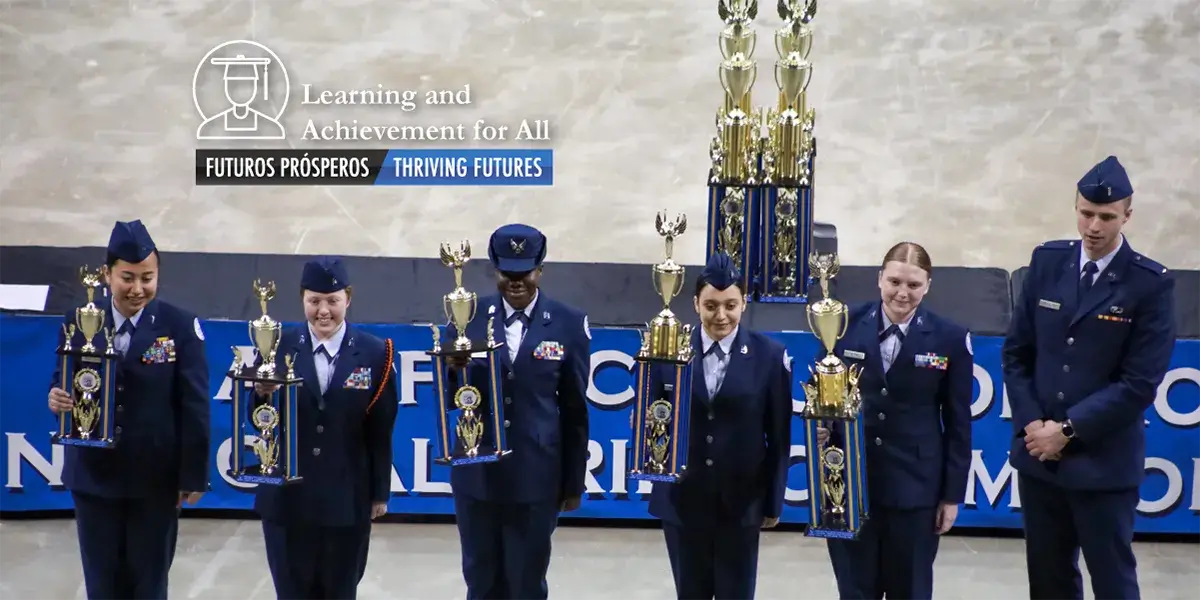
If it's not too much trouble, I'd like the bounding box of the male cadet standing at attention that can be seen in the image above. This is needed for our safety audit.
[445,224,591,600]
[47,220,210,600]
[252,257,399,600]
[1003,155,1176,600]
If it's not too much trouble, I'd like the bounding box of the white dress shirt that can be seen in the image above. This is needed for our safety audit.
[502,291,538,364]
[879,310,912,373]
[111,307,145,357]
[700,326,737,399]
[309,322,346,395]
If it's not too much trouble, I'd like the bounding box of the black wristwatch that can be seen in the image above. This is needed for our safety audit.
[1061,420,1076,439]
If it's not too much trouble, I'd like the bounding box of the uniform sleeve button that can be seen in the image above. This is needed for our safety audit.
[312,448,321,456]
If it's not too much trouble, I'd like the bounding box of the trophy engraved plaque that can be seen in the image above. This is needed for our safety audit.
[52,266,120,449]
[800,253,870,539]
[630,212,696,483]
[226,280,304,485]
[428,240,511,466]
[759,0,819,303]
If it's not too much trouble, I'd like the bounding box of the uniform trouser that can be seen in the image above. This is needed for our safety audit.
[826,506,941,599]
[662,520,762,600]
[1018,474,1140,600]
[71,489,180,600]
[262,519,372,599]
[453,495,560,600]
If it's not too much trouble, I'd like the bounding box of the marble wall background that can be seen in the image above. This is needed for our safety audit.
[1,0,1197,270]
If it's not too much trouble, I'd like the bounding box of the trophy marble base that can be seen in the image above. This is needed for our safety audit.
[228,465,303,486]
[756,293,810,304]
[50,433,119,449]
[629,468,687,484]
[433,447,512,467]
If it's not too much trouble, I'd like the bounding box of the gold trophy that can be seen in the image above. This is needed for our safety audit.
[226,280,304,485]
[52,266,120,449]
[630,212,696,483]
[428,241,510,466]
[759,0,819,303]
[707,0,762,297]
[800,253,870,539]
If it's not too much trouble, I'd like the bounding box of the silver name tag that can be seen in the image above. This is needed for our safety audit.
[843,350,866,360]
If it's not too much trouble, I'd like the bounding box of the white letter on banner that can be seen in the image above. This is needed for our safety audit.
[1153,367,1200,427]
[784,444,808,504]
[966,450,1019,509]
[585,439,604,494]
[971,363,995,418]
[1191,458,1200,511]
[5,433,63,489]
[398,350,431,407]
[587,350,634,407]
[1138,457,1182,516]
[411,438,451,494]
[610,439,628,495]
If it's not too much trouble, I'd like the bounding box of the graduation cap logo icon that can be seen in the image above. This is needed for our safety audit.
[193,40,290,141]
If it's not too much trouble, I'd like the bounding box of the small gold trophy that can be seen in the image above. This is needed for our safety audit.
[428,240,510,466]
[800,252,870,539]
[52,266,120,449]
[630,212,696,483]
[226,280,304,486]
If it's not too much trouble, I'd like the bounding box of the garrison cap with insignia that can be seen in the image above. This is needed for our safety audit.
[699,252,741,291]
[1077,155,1133,204]
[106,219,157,265]
[301,256,350,293]
[488,223,546,273]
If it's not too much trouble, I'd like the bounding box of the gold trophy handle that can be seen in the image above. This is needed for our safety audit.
[839,309,848,339]
[806,306,816,335]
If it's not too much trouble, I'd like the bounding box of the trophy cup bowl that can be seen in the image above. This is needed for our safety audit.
[719,21,757,60]
[775,22,813,59]
[807,298,848,357]
[651,262,685,308]
[719,54,757,109]
[775,53,813,109]
[75,305,105,353]
[250,317,281,377]
[444,288,478,352]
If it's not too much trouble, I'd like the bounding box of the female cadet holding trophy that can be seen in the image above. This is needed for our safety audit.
[46,219,210,600]
[818,242,974,600]
[250,256,398,600]
[644,252,793,600]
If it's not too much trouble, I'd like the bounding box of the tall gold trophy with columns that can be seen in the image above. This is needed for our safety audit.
[800,253,870,538]
[629,211,696,483]
[705,0,822,304]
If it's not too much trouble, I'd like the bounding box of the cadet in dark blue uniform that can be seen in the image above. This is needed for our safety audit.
[251,257,399,599]
[1003,156,1176,600]
[47,219,211,600]
[647,253,793,600]
[444,224,591,600]
[820,242,974,600]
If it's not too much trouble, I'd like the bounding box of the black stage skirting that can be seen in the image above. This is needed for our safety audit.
[2,244,1197,339]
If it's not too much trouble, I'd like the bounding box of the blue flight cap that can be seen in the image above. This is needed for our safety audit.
[106,220,157,264]
[699,252,741,291]
[488,224,547,273]
[1077,155,1133,204]
[300,256,350,293]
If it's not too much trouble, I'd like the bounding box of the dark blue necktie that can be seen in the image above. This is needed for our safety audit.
[879,324,904,343]
[505,311,530,327]
[705,343,726,359]
[117,321,135,336]
[1079,261,1098,300]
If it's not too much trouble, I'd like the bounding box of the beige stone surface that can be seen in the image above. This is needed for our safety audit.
[0,0,1197,270]
[1,518,1198,599]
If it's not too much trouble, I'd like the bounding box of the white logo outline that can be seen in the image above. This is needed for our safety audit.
[193,40,290,141]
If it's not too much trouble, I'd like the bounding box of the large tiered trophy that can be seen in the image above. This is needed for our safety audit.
[705,0,820,303]
[800,253,869,538]
[428,240,511,466]
[629,212,696,483]
[52,267,120,449]
[226,280,305,485]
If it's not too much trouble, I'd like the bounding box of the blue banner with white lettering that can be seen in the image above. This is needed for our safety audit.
[2,314,1197,534]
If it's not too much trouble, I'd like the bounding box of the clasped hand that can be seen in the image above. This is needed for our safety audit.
[1023,420,1067,461]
